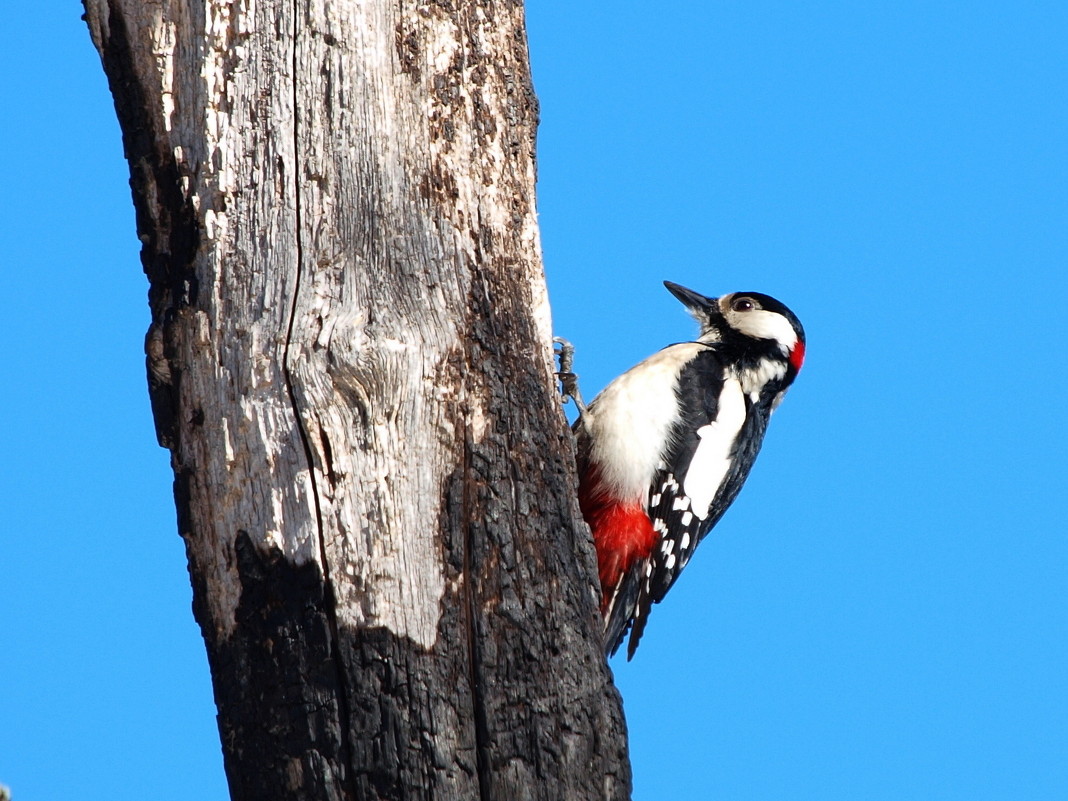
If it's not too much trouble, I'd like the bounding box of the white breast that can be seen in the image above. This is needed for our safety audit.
[584,343,708,502]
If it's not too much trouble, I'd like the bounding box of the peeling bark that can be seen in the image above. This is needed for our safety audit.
[83,0,631,799]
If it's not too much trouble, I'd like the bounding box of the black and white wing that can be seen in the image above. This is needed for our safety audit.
[624,348,770,659]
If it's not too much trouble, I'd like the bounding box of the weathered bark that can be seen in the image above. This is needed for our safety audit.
[83,1,631,799]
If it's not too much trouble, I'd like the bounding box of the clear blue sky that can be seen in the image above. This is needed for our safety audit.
[2,2,1066,799]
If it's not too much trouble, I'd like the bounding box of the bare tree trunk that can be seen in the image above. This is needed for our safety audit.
[82,1,631,799]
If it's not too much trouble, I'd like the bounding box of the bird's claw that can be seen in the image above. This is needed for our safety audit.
[553,336,588,417]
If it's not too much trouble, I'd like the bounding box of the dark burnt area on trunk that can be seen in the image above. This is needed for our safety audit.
[91,5,198,452]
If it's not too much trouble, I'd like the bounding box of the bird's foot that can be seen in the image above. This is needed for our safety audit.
[553,336,589,419]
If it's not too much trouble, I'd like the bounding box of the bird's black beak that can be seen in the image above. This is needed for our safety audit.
[664,281,718,312]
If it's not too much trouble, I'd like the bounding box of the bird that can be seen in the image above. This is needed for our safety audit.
[556,281,805,659]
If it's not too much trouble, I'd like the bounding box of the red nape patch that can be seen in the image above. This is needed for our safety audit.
[578,466,657,612]
[790,340,806,372]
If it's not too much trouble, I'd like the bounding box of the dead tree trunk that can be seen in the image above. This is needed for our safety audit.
[82,1,631,799]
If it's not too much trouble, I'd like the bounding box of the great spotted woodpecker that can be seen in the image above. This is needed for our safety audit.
[557,281,805,659]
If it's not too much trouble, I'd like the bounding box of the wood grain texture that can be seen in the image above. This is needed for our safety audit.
[84,0,631,798]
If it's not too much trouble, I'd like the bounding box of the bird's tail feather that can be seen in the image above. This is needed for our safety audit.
[602,563,645,659]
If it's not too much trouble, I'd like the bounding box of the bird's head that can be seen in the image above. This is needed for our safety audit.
[664,280,806,374]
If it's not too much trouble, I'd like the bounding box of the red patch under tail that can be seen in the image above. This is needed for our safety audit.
[577,464,658,612]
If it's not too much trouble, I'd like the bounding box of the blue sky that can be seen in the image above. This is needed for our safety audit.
[2,2,1066,800]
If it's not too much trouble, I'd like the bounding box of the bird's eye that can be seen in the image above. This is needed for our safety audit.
[731,297,756,312]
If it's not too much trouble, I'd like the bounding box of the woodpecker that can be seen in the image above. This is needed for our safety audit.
[557,281,805,659]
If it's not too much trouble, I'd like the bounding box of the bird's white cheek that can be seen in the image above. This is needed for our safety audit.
[733,310,798,350]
